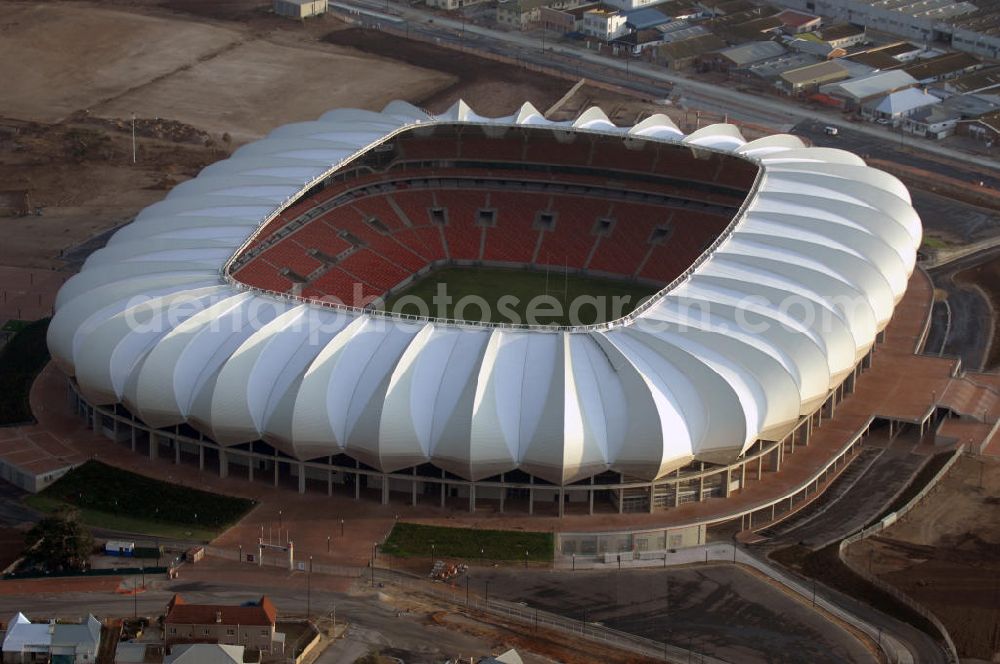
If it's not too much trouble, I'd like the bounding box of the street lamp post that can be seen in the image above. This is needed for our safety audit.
[307,556,313,618]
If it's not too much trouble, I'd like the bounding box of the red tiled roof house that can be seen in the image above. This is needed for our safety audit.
[164,595,284,654]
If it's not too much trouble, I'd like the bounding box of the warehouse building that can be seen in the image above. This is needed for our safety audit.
[273,0,327,18]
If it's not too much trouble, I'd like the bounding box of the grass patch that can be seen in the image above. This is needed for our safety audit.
[1,320,29,333]
[0,318,51,425]
[381,267,657,326]
[26,461,255,541]
[921,236,950,250]
[381,523,553,562]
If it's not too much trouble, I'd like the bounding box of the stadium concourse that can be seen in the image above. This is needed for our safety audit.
[41,99,998,553]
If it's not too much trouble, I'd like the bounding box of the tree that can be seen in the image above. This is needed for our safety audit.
[23,508,94,573]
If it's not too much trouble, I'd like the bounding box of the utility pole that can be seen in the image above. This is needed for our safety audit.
[307,556,313,618]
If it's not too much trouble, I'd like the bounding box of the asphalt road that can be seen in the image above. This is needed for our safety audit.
[925,245,1000,370]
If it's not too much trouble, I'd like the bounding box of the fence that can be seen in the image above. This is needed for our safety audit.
[203,545,363,579]
[3,566,168,580]
[838,445,966,664]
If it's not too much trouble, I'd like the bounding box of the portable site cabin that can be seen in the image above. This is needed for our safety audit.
[105,540,135,557]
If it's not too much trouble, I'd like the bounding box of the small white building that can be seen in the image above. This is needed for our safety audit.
[273,0,328,19]
[583,8,629,40]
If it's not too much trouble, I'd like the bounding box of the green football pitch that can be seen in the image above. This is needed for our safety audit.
[380,266,659,326]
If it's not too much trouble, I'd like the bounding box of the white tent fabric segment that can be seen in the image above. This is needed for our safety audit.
[48,101,921,485]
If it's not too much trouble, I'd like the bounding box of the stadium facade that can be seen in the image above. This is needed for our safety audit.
[48,100,920,516]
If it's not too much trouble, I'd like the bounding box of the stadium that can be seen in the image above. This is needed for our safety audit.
[47,100,921,518]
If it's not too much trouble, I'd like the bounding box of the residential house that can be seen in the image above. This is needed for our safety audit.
[863,87,941,123]
[165,644,259,664]
[901,106,961,139]
[2,613,102,664]
[164,595,284,654]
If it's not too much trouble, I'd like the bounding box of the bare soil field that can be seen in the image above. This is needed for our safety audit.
[0,2,458,270]
[0,116,228,268]
[845,455,1000,659]
[0,3,244,123]
[94,35,455,143]
[324,28,569,116]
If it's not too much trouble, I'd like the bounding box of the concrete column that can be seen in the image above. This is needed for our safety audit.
[149,435,158,460]
[468,484,475,513]
[131,425,137,452]
[558,488,565,517]
[356,459,362,500]
[274,452,280,488]
[440,469,446,508]
[113,417,118,441]
[92,407,99,431]
[199,444,204,471]
[381,474,389,505]
[724,467,732,498]
[499,473,505,514]
[411,467,418,507]
[588,487,594,515]
[648,485,655,514]
[529,475,536,515]
[299,463,306,495]
[174,440,180,465]
[329,468,334,497]
[771,504,776,521]
[757,455,763,480]
[617,472,623,514]
[219,449,229,479]
[739,462,746,491]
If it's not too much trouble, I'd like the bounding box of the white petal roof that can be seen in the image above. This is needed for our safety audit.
[48,100,921,484]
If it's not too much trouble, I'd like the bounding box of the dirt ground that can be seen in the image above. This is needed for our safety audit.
[0,116,229,268]
[844,455,1000,660]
